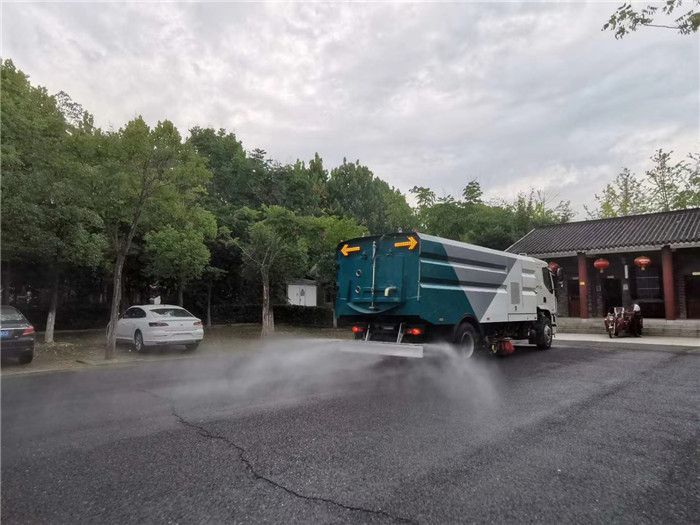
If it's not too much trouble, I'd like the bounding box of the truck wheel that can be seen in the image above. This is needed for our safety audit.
[536,316,553,350]
[455,323,479,358]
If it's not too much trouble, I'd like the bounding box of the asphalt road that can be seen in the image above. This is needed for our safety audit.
[2,339,699,524]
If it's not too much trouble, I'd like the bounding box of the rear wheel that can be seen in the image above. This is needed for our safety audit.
[18,351,33,364]
[536,315,553,350]
[454,323,479,358]
[185,342,199,352]
[133,331,145,353]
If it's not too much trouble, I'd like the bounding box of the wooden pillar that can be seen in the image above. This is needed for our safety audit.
[661,246,675,320]
[578,252,589,319]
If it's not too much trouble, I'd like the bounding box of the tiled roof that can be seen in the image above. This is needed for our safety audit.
[506,208,700,257]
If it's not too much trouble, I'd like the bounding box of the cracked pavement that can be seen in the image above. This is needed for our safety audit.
[2,340,699,524]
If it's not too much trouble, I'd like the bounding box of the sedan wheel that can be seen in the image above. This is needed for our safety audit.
[18,351,33,365]
[133,331,145,353]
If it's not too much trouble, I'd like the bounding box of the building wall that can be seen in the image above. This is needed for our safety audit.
[675,247,700,319]
[545,247,699,320]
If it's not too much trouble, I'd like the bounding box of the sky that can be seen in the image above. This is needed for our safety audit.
[2,2,698,215]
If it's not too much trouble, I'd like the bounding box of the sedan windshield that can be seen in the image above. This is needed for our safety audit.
[151,308,194,318]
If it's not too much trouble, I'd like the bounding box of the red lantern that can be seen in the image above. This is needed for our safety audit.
[548,262,559,273]
[635,255,651,271]
[594,258,610,273]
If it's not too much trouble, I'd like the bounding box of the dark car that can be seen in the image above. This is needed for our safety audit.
[1,306,35,364]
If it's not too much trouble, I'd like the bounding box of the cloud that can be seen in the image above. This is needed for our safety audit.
[2,2,697,215]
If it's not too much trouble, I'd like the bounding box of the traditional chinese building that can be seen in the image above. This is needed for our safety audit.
[506,208,700,320]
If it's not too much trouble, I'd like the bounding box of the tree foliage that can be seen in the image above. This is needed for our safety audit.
[327,159,416,234]
[98,117,214,357]
[1,60,106,342]
[586,149,698,218]
[234,206,308,336]
[604,0,700,38]
[145,222,215,306]
[6,59,697,347]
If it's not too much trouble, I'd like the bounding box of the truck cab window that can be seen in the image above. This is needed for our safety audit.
[543,268,554,293]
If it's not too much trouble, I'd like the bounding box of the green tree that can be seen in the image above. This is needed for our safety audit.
[586,168,647,218]
[98,117,212,358]
[678,152,700,207]
[145,217,216,306]
[422,199,467,239]
[235,206,308,336]
[327,159,416,234]
[308,152,329,210]
[462,179,483,205]
[302,215,368,326]
[0,60,106,342]
[604,0,700,38]
[201,266,227,328]
[463,203,518,250]
[409,186,437,230]
[645,149,688,212]
[381,184,419,232]
[188,127,250,211]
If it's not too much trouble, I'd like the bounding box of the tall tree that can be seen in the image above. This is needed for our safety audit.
[645,149,688,212]
[586,168,647,218]
[678,152,700,207]
[0,60,106,342]
[98,117,212,358]
[145,216,216,306]
[462,179,483,205]
[188,127,249,211]
[235,206,308,336]
[327,159,416,234]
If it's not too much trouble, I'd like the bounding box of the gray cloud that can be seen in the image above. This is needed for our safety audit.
[2,2,697,215]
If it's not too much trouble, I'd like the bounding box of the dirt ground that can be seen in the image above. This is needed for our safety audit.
[1,324,353,376]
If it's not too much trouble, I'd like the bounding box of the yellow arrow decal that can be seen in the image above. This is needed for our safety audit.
[394,236,418,250]
[341,244,361,256]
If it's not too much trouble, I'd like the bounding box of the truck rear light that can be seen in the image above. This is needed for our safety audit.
[351,326,365,334]
[22,326,35,336]
[405,328,423,336]
[194,321,202,326]
[149,322,169,327]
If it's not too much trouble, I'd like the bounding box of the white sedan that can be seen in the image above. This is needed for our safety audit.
[114,305,204,352]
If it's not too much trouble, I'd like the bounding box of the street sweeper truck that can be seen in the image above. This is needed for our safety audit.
[334,232,557,357]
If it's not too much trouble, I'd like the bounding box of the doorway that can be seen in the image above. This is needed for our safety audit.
[685,276,700,319]
[602,278,622,314]
[568,279,580,317]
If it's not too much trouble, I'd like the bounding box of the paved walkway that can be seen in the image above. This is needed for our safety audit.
[556,332,698,348]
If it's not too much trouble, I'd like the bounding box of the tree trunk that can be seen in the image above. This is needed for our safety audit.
[121,274,129,317]
[44,267,60,343]
[106,254,126,359]
[206,283,212,328]
[261,268,274,337]
[332,305,338,329]
[178,281,184,307]
[1,262,10,304]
